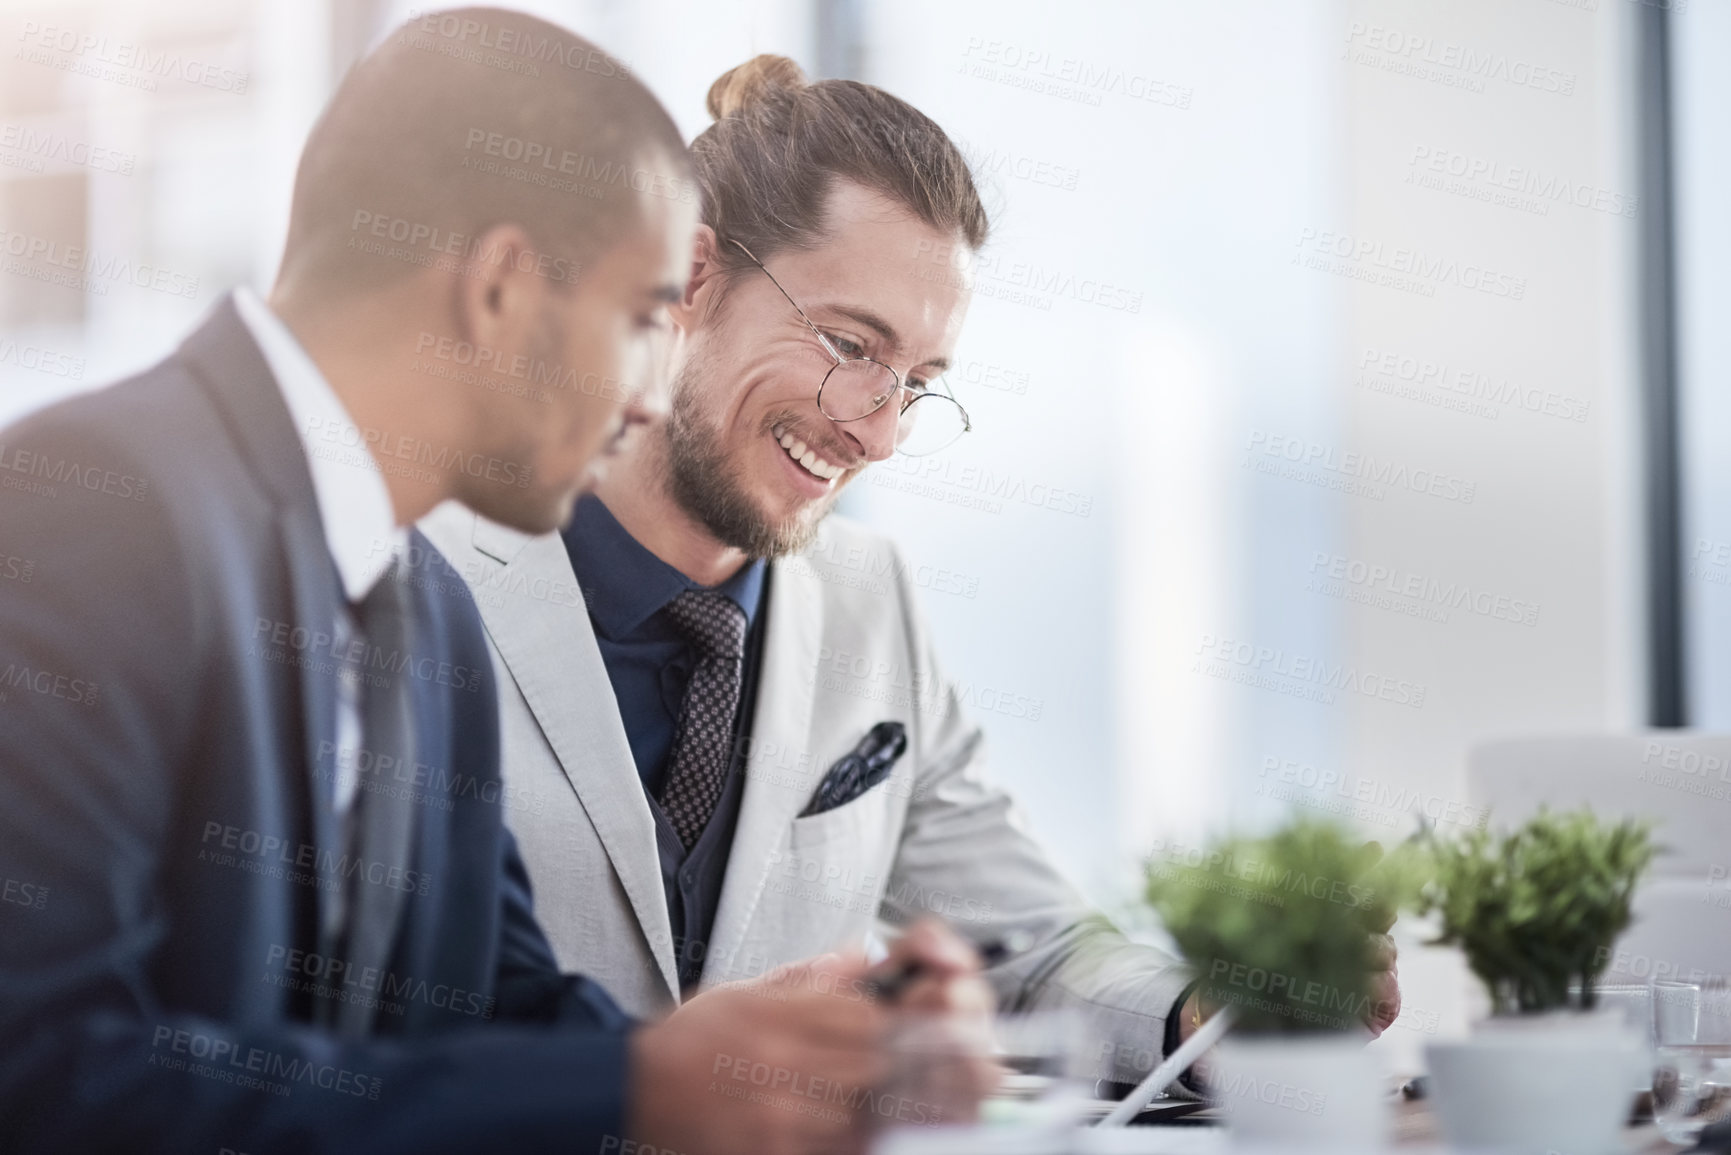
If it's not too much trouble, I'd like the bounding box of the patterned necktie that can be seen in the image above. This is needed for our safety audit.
[658,590,748,850]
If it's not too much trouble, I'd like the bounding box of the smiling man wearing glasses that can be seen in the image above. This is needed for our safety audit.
[729,235,972,464]
[423,53,1400,1092]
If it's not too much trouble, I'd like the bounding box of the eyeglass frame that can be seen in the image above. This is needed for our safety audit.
[725,238,972,451]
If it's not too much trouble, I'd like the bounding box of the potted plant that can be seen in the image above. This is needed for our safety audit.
[1144,819,1424,1149]
[1418,808,1655,1155]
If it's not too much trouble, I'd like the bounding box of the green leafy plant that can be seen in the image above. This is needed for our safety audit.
[1419,809,1655,1016]
[1144,819,1428,1034]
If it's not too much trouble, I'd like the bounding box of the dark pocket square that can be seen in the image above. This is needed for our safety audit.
[799,721,908,817]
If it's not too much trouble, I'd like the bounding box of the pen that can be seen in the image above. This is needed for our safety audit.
[865,930,1033,1002]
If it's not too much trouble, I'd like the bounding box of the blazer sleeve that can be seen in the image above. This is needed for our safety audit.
[871,545,1196,1085]
[0,416,632,1154]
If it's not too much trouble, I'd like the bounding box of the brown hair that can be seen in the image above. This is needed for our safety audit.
[691,54,987,271]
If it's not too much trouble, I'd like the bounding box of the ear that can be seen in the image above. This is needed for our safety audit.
[669,224,728,335]
[454,222,557,351]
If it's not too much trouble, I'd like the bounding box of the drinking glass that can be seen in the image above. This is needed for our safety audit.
[873,1009,1090,1153]
[1652,978,1731,1143]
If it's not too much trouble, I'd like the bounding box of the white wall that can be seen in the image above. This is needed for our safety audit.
[1332,0,1646,1070]
[849,0,1648,1076]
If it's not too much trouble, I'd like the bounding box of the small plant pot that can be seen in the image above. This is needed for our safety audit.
[1211,1033,1385,1150]
[1426,1011,1645,1155]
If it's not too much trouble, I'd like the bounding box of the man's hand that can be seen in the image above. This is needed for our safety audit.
[627,953,888,1155]
[870,919,1001,1126]
[625,921,1002,1155]
[1364,932,1400,1038]
[1177,932,1403,1042]
[871,917,996,1022]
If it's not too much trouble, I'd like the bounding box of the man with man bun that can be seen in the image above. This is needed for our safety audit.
[426,51,1402,1088]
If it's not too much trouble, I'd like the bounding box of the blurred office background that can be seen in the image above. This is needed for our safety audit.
[0,0,1723,1072]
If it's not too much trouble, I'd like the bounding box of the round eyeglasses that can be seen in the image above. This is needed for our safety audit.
[728,239,971,458]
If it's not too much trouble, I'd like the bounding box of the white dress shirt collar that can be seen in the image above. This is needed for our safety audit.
[232,288,405,603]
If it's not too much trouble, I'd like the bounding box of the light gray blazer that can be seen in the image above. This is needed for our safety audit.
[418,504,1192,1080]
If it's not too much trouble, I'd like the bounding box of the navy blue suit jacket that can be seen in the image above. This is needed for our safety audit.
[0,298,633,1152]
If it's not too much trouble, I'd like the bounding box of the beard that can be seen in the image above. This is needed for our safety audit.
[661,358,841,560]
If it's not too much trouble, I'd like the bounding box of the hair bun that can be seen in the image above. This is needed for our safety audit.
[706,54,807,120]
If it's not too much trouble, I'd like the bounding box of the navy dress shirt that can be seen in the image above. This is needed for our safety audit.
[563,495,767,990]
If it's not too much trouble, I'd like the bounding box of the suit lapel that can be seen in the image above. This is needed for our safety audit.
[467,516,679,999]
[180,296,350,955]
[705,555,824,984]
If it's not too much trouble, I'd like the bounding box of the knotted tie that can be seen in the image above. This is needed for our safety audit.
[657,590,748,850]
